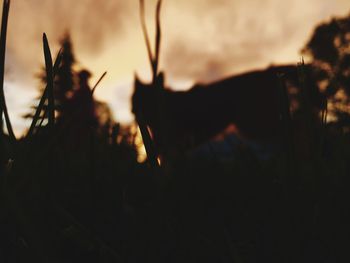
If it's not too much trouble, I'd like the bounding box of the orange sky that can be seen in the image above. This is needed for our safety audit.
[2,0,350,136]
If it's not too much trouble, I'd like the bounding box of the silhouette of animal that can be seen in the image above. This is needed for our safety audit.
[132,0,324,158]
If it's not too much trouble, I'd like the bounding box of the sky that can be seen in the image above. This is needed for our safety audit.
[3,0,350,136]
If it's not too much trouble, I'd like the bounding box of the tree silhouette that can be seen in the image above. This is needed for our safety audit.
[302,13,350,122]
[54,33,76,116]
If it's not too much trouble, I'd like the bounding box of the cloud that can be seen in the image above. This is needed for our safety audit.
[161,0,350,83]
[2,0,350,134]
[5,0,133,79]
[5,0,350,83]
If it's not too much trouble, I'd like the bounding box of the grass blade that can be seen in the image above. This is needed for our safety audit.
[91,71,107,95]
[136,112,159,170]
[43,33,55,130]
[153,0,162,78]
[0,0,15,141]
[26,49,62,138]
[139,0,154,73]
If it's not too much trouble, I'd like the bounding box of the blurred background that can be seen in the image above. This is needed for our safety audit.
[2,2,350,262]
[3,0,350,135]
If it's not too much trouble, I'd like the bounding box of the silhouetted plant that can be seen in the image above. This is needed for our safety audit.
[55,33,76,103]
[302,13,350,123]
[1,1,350,263]
[24,33,76,127]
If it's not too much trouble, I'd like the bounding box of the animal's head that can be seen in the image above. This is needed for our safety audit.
[132,72,165,113]
[132,0,164,122]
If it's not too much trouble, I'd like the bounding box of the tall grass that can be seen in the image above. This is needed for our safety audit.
[26,49,62,138]
[42,33,55,131]
[136,0,162,171]
[0,0,15,142]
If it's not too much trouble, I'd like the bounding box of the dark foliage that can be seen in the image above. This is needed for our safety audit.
[0,1,350,263]
[303,12,350,122]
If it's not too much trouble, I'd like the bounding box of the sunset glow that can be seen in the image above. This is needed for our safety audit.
[3,0,350,135]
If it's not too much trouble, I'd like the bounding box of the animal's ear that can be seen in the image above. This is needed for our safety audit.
[134,73,143,87]
[156,72,165,87]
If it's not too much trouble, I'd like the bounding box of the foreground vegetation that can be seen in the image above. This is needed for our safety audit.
[1,0,350,262]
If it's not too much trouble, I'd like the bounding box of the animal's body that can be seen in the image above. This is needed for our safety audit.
[133,64,322,155]
[132,0,324,159]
